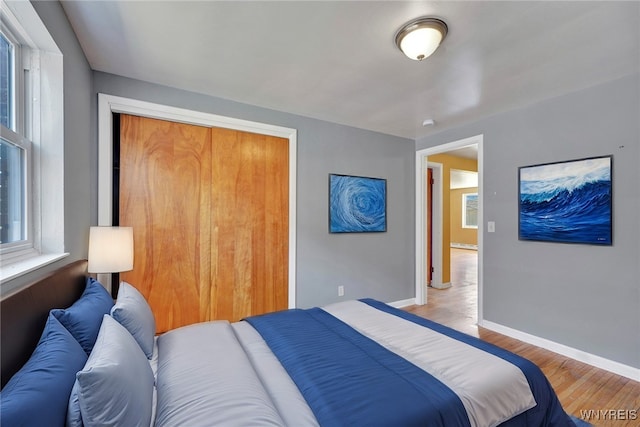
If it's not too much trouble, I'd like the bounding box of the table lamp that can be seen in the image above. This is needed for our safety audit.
[88,226,133,297]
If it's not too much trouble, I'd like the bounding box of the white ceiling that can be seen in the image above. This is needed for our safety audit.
[60,1,639,140]
[446,144,477,160]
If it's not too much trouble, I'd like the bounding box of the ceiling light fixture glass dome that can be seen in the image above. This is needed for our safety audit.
[395,17,448,61]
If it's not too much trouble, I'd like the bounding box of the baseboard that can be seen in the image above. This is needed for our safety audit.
[387,298,416,308]
[451,243,478,250]
[479,320,640,382]
[430,282,451,290]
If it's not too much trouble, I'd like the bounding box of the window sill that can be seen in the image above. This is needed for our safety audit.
[0,252,70,283]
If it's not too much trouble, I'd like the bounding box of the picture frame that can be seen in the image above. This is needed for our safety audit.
[329,174,387,233]
[518,155,612,245]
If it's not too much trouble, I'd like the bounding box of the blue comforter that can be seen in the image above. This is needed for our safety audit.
[246,299,573,427]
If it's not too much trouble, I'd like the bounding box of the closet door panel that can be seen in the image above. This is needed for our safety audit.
[210,127,289,322]
[119,114,212,333]
[262,130,290,314]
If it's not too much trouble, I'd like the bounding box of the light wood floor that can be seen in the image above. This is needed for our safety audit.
[404,248,639,426]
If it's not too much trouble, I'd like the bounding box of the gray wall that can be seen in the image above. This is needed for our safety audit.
[93,72,416,308]
[417,74,640,369]
[2,1,93,294]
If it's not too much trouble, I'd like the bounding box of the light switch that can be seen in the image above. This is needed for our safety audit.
[488,221,496,233]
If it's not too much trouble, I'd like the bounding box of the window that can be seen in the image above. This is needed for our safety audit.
[1,0,66,285]
[1,24,30,252]
[462,193,478,229]
[1,132,30,246]
[1,30,15,129]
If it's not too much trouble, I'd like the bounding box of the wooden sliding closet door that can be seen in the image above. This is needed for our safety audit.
[119,115,289,333]
[119,115,212,333]
[211,127,289,322]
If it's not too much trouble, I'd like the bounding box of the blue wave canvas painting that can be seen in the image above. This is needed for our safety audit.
[519,156,612,245]
[329,174,386,233]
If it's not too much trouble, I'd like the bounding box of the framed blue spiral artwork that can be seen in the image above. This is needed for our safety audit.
[518,155,612,245]
[329,174,387,233]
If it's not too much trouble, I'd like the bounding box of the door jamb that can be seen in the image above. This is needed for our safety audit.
[427,162,444,289]
[97,94,297,308]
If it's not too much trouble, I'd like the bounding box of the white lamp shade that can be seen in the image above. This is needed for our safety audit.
[88,226,134,273]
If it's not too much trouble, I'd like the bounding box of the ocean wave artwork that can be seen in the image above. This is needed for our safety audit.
[330,174,386,233]
[519,156,612,245]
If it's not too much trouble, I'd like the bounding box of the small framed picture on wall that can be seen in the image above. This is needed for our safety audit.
[329,174,387,233]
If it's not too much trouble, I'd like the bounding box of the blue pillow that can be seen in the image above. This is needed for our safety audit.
[0,313,88,427]
[74,315,154,427]
[52,277,114,354]
[110,281,156,358]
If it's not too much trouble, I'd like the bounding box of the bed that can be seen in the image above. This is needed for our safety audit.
[0,261,575,427]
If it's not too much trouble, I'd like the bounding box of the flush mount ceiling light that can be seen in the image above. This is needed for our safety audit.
[395,17,448,61]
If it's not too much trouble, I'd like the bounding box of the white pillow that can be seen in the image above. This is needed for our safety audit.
[74,315,154,427]
[66,381,82,427]
[110,281,156,358]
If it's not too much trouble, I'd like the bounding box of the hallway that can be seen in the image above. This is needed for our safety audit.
[424,248,478,334]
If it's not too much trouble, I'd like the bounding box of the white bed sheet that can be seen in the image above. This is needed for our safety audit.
[154,321,285,427]
[231,321,319,427]
[150,337,158,427]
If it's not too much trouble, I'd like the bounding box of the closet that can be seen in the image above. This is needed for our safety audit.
[118,114,289,333]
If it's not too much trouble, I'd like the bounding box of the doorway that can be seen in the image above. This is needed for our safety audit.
[415,135,483,324]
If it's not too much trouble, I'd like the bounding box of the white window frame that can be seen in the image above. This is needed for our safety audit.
[1,15,33,259]
[0,0,67,286]
[1,21,22,132]
[462,192,479,229]
[1,127,33,254]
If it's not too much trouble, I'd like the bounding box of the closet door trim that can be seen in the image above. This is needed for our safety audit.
[97,94,297,308]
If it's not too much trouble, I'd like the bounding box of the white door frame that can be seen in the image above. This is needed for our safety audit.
[415,134,483,324]
[97,94,297,308]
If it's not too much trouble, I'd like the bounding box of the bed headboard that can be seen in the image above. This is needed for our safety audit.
[1,260,88,388]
